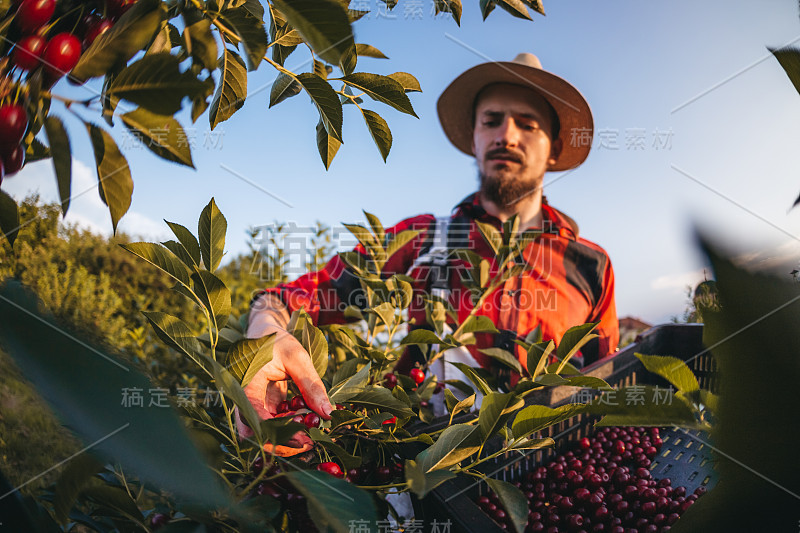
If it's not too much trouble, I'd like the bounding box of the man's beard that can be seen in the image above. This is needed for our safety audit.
[479,169,542,207]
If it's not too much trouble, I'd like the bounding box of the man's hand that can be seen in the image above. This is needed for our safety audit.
[235,295,333,456]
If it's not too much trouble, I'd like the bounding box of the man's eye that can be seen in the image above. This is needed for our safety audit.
[483,121,499,127]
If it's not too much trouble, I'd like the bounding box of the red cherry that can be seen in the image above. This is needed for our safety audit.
[15,0,55,34]
[2,145,25,176]
[105,0,136,21]
[375,465,392,483]
[150,513,169,529]
[578,437,591,450]
[12,34,46,71]
[613,440,626,454]
[316,461,344,478]
[288,395,306,411]
[303,412,320,428]
[0,105,28,148]
[382,416,397,425]
[83,18,113,49]
[434,382,445,394]
[383,372,397,389]
[410,368,425,385]
[276,400,290,413]
[256,481,283,499]
[291,414,304,424]
[42,33,82,79]
[251,456,265,474]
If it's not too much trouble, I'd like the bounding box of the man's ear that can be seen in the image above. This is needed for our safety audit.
[548,137,563,166]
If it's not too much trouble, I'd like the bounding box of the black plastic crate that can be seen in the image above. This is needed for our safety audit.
[413,324,719,533]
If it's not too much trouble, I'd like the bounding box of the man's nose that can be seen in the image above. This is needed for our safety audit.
[494,117,520,147]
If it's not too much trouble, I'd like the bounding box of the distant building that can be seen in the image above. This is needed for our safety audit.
[618,316,652,348]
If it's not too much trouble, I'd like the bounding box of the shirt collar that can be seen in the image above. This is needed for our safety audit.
[453,191,579,240]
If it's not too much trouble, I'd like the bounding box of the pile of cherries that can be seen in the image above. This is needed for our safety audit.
[0,0,136,180]
[476,427,708,532]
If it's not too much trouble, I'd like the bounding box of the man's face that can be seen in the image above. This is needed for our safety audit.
[472,83,561,207]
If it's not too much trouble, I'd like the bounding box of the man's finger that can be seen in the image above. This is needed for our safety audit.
[281,349,333,419]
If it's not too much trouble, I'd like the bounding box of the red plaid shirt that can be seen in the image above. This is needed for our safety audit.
[258,193,618,375]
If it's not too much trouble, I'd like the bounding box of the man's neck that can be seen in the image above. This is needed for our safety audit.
[479,189,544,230]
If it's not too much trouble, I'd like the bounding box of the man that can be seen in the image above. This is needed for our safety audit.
[238,54,619,453]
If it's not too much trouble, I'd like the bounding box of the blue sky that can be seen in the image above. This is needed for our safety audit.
[5,0,800,324]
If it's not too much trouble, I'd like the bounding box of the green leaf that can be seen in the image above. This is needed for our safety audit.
[269,72,302,107]
[459,315,500,336]
[417,424,481,472]
[258,417,306,446]
[400,328,443,345]
[271,0,355,67]
[70,0,163,82]
[449,362,491,396]
[315,116,341,170]
[107,53,213,116]
[528,340,554,379]
[555,322,599,372]
[329,361,370,402]
[221,6,269,70]
[0,191,20,247]
[210,359,264,441]
[475,220,502,255]
[185,18,218,70]
[355,43,388,58]
[448,392,475,425]
[161,241,196,270]
[495,0,532,19]
[272,28,304,47]
[120,108,194,167]
[198,198,227,272]
[587,385,702,429]
[534,373,569,386]
[42,115,71,216]
[298,73,343,142]
[363,210,385,242]
[360,108,392,162]
[480,0,495,19]
[385,229,419,260]
[25,137,50,163]
[84,123,132,234]
[141,312,206,370]
[509,437,554,451]
[289,311,329,378]
[368,301,395,328]
[443,388,459,412]
[120,242,192,287]
[225,333,275,387]
[486,479,528,533]
[331,357,359,387]
[348,387,415,417]
[769,47,800,96]
[478,392,524,441]
[512,403,588,439]
[635,353,700,393]
[563,375,614,391]
[404,459,456,499]
[0,281,232,511]
[165,220,202,266]
[340,73,418,117]
[53,455,105,523]
[209,49,247,130]
[479,347,522,374]
[192,270,231,332]
[314,436,362,470]
[521,0,544,14]
[433,0,462,24]
[284,471,378,533]
[387,72,422,93]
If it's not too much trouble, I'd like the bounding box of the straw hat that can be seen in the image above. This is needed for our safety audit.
[437,53,594,171]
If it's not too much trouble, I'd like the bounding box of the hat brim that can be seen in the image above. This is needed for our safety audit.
[437,61,593,171]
